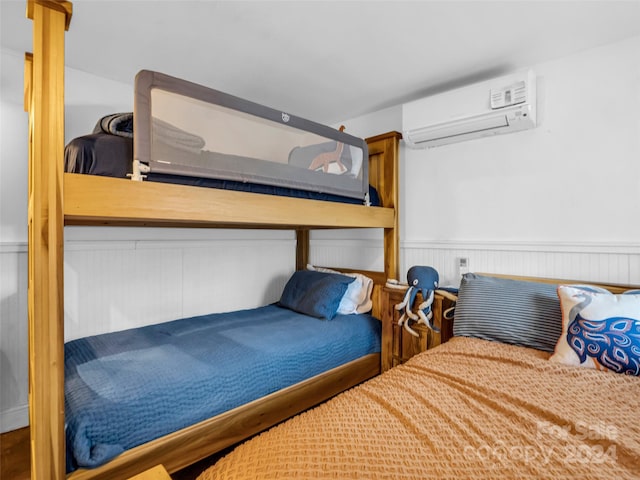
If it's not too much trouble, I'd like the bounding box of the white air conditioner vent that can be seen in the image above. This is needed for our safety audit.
[403,70,537,148]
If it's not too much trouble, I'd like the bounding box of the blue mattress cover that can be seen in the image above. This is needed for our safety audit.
[64,304,381,471]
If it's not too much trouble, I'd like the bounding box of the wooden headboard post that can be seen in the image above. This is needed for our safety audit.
[295,229,310,270]
[26,1,72,479]
[366,131,401,281]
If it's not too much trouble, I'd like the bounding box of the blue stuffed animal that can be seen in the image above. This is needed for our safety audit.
[396,266,440,337]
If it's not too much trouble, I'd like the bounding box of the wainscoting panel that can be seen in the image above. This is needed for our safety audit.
[0,245,28,432]
[64,244,184,340]
[403,241,640,287]
[310,238,640,287]
[65,239,296,340]
[181,240,294,318]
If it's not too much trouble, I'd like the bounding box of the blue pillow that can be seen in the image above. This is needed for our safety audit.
[279,270,356,320]
[453,273,562,352]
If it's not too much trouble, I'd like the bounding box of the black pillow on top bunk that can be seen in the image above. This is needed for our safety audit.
[64,133,132,177]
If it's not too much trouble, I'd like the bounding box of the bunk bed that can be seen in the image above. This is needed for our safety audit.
[24,2,400,479]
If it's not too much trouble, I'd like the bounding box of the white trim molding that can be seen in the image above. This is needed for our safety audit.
[0,242,27,254]
[403,240,640,255]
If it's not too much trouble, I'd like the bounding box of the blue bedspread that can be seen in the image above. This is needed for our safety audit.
[64,304,381,472]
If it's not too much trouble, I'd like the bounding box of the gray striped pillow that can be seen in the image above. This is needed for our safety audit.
[453,273,562,352]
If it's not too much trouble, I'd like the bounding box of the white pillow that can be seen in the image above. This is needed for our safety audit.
[550,285,640,375]
[307,265,374,314]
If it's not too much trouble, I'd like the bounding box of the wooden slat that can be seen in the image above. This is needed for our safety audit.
[24,53,33,112]
[26,1,69,479]
[478,272,640,294]
[64,174,395,229]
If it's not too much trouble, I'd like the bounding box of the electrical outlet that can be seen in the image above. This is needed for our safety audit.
[458,257,469,277]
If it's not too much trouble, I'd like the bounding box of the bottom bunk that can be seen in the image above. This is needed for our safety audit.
[65,269,384,479]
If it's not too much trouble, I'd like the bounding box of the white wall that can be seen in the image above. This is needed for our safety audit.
[331,36,640,287]
[1,49,29,244]
[399,35,640,285]
[1,48,33,432]
[405,35,640,245]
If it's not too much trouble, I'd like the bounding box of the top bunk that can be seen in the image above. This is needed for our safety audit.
[63,139,397,229]
[61,70,398,230]
[25,1,398,233]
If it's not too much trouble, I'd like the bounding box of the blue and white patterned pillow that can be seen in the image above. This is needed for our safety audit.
[551,285,640,375]
[453,273,562,352]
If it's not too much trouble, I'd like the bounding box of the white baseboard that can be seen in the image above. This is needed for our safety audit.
[1,405,28,433]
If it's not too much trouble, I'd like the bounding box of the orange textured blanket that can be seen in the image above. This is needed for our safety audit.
[199,337,640,479]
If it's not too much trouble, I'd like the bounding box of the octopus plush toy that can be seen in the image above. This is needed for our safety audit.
[395,266,440,337]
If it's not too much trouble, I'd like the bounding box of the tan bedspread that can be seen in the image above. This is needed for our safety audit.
[199,337,640,479]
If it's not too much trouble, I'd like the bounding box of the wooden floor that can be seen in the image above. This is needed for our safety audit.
[1,427,30,480]
[0,427,226,479]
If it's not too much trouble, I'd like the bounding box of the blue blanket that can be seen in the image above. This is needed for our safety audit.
[64,304,381,471]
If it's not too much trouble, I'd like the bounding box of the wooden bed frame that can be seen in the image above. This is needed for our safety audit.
[480,273,638,294]
[24,1,400,478]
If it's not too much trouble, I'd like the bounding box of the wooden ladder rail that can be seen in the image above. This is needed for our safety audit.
[25,1,73,479]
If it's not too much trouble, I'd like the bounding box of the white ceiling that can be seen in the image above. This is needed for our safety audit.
[2,0,640,124]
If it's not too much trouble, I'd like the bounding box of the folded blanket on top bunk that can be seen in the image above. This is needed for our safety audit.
[64,304,381,472]
[93,112,134,138]
[94,112,206,153]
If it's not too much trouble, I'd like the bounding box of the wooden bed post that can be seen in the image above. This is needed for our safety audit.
[295,229,309,271]
[26,1,72,479]
[365,131,401,281]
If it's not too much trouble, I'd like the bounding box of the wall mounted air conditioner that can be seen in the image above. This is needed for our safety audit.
[403,69,537,148]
